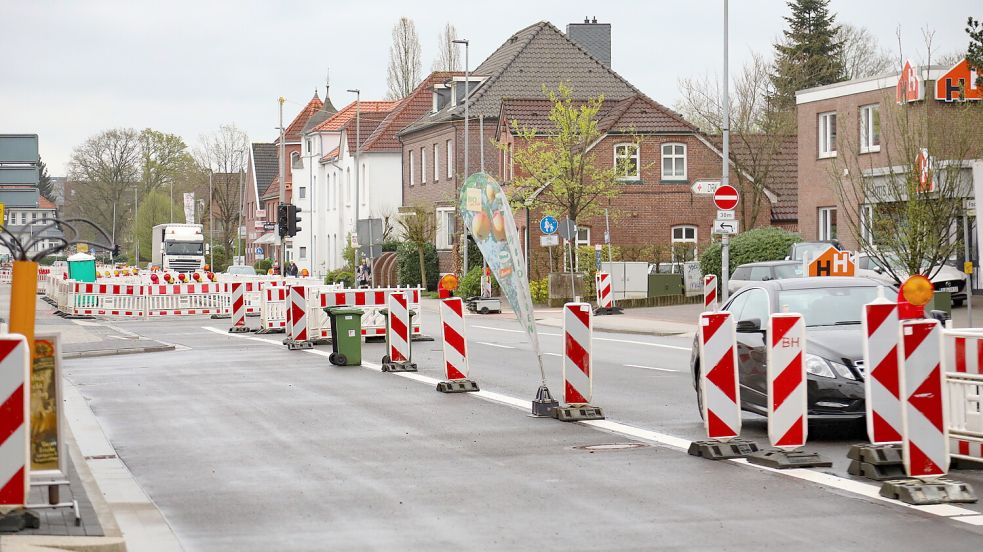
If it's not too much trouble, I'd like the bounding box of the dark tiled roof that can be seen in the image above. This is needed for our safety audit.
[301,92,339,134]
[400,21,641,137]
[262,175,279,200]
[251,143,278,197]
[711,134,798,222]
[500,95,695,135]
[361,71,462,152]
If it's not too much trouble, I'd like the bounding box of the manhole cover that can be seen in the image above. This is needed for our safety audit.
[574,443,648,452]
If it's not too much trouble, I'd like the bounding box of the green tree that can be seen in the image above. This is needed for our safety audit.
[37,158,53,201]
[968,17,983,88]
[135,191,177,262]
[770,0,845,115]
[397,204,436,288]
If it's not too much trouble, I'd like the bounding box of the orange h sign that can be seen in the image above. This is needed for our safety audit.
[935,58,982,102]
[806,246,855,277]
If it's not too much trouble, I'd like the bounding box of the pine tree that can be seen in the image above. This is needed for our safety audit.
[770,0,845,113]
[37,158,53,201]
[967,17,983,88]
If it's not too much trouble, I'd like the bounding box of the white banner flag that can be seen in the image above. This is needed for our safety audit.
[183,192,195,224]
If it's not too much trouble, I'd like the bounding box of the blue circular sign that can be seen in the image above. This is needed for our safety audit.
[539,215,558,235]
[255,247,264,255]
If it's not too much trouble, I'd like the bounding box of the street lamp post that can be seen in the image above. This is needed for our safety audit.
[347,89,361,275]
[208,170,214,269]
[453,38,469,275]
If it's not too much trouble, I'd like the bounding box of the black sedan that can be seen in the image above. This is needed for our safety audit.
[691,277,884,422]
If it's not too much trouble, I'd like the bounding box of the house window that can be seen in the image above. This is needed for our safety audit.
[661,143,687,181]
[615,143,640,180]
[299,246,307,259]
[409,150,415,186]
[859,105,880,153]
[576,227,590,246]
[299,187,306,199]
[671,225,698,262]
[306,139,311,153]
[436,207,455,250]
[291,151,302,169]
[860,204,874,245]
[421,147,427,183]
[818,112,837,158]
[433,144,439,181]
[346,168,351,205]
[446,140,454,179]
[818,207,837,240]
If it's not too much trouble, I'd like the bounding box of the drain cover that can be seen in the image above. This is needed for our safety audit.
[574,443,648,452]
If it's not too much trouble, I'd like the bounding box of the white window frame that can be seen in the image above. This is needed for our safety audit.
[421,147,427,184]
[818,112,837,158]
[435,207,455,250]
[671,225,698,261]
[576,227,590,246]
[291,151,302,169]
[859,104,880,154]
[433,144,439,181]
[408,150,415,186]
[299,186,306,199]
[615,143,640,180]
[661,143,687,181]
[446,140,454,179]
[818,207,837,240]
[299,246,307,259]
[860,204,874,245]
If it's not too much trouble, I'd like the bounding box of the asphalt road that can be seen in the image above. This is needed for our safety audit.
[62,307,983,551]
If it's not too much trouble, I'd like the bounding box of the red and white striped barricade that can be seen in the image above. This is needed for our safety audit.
[228,282,251,333]
[320,288,422,338]
[436,297,478,393]
[553,302,604,421]
[145,283,228,317]
[944,331,983,464]
[900,319,948,478]
[704,275,718,311]
[0,335,30,509]
[285,286,314,350]
[748,313,831,468]
[689,312,759,459]
[70,282,147,317]
[595,271,613,311]
[259,287,288,332]
[862,301,903,444]
[382,291,416,372]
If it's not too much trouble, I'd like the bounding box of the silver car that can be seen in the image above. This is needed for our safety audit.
[727,260,803,294]
[855,253,967,306]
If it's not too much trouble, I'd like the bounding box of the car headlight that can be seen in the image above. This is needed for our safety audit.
[805,353,835,378]
[829,359,857,380]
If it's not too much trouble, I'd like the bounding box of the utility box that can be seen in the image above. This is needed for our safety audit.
[66,252,96,282]
[928,292,952,317]
[600,262,649,299]
[648,274,684,297]
[324,307,363,366]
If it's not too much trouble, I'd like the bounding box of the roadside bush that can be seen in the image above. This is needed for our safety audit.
[325,269,354,288]
[457,266,482,298]
[396,241,439,290]
[699,227,802,279]
[254,258,273,274]
[530,277,549,304]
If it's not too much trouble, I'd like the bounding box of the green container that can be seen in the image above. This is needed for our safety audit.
[66,252,96,282]
[325,307,364,366]
[648,274,684,298]
[928,291,952,317]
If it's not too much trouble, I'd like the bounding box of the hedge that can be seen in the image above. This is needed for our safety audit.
[396,242,439,290]
[699,227,802,279]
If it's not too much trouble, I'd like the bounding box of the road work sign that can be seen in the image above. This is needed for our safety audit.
[805,246,855,277]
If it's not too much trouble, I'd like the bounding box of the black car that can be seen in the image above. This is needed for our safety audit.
[691,277,883,422]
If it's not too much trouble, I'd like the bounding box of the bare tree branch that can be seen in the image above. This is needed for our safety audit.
[387,17,422,100]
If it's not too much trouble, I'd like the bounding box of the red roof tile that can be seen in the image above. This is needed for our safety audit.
[360,71,462,153]
[312,101,401,133]
[279,94,324,143]
[38,197,56,209]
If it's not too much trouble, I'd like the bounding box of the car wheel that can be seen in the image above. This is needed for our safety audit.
[694,363,705,421]
[480,307,489,314]
[382,354,391,365]
[954,299,964,307]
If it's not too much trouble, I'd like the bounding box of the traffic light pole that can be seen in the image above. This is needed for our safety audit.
[278,97,286,274]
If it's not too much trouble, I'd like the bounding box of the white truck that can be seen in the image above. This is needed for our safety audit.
[151,223,208,272]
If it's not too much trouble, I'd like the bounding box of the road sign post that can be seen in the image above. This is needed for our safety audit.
[712,185,739,303]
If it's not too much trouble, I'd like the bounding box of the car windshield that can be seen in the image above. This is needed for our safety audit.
[165,241,203,255]
[777,286,879,327]
[791,243,829,261]
[773,264,803,279]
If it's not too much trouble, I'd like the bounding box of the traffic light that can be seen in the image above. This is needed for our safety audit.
[277,203,289,237]
[286,204,301,237]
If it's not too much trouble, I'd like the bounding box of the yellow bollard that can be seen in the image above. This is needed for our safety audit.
[9,260,38,354]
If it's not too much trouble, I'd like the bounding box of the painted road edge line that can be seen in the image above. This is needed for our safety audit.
[202,326,981,524]
[624,364,678,372]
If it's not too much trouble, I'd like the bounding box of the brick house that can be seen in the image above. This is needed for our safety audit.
[497,95,776,276]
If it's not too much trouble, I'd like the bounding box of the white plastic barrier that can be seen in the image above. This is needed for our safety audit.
[316,287,422,338]
[70,282,147,317]
[145,283,228,316]
[943,330,983,464]
[260,287,288,330]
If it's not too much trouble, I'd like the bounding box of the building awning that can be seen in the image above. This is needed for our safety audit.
[253,232,278,245]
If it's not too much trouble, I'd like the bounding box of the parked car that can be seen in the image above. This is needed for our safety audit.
[855,253,967,306]
[691,277,883,423]
[788,240,842,261]
[728,260,803,294]
[225,265,257,276]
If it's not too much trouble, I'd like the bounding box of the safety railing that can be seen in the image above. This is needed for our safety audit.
[943,330,983,463]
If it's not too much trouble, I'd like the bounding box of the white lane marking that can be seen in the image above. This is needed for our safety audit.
[543,352,561,357]
[472,325,561,337]
[475,341,516,350]
[72,320,102,327]
[204,325,982,523]
[624,364,678,372]
[595,336,690,350]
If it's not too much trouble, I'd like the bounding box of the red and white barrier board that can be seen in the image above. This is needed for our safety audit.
[0,335,30,508]
[261,287,288,330]
[595,272,613,309]
[767,313,808,449]
[862,301,903,444]
[229,282,247,330]
[699,312,741,440]
[944,331,983,463]
[563,302,593,405]
[900,319,949,478]
[387,292,411,363]
[288,286,310,343]
[704,275,718,311]
[440,297,469,380]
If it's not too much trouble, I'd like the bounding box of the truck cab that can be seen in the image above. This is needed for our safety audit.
[152,224,208,273]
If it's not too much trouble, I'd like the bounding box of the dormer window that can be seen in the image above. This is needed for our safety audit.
[433,84,452,112]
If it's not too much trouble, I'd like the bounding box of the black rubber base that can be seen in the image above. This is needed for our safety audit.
[382,361,418,372]
[0,509,40,533]
[848,459,907,481]
[531,385,559,417]
[880,478,978,505]
[229,326,252,333]
[285,340,314,350]
[553,405,605,421]
[593,306,624,315]
[436,379,479,393]
[746,448,833,469]
[688,438,760,460]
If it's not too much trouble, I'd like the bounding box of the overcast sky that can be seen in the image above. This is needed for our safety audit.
[1,0,976,176]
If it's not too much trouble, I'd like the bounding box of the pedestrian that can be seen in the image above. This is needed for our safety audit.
[359,260,371,287]
[289,261,298,277]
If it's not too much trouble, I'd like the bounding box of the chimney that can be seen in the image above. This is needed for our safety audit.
[566,18,612,68]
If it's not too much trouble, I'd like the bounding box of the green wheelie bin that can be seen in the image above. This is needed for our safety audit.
[324,307,363,366]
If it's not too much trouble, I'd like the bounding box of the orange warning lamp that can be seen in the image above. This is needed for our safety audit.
[204,264,211,271]
[178,273,188,282]
[898,275,933,319]
[163,273,172,282]
[150,273,159,284]
[440,273,459,291]
[207,271,216,281]
[301,268,309,277]
[192,272,201,281]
